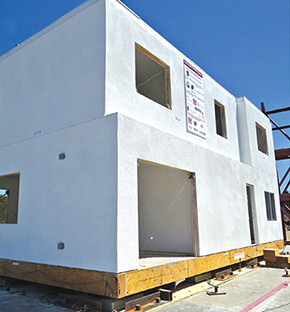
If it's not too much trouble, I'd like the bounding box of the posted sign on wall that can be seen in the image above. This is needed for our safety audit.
[184,60,206,139]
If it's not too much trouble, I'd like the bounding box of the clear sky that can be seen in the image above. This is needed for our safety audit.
[0,0,289,188]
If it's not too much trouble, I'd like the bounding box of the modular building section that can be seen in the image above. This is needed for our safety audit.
[0,0,283,296]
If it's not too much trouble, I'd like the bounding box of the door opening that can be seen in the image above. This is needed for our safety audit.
[246,184,257,244]
[138,160,199,258]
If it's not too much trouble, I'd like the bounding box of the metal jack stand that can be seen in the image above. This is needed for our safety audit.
[206,279,226,296]
[282,268,290,277]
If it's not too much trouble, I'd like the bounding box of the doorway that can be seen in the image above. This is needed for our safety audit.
[138,160,199,258]
[246,184,257,244]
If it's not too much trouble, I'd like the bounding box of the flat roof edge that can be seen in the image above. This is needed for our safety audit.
[115,0,140,19]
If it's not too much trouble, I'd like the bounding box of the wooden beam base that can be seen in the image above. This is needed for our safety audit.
[0,240,283,299]
[0,258,119,298]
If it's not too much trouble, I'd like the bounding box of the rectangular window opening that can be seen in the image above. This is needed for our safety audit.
[265,191,276,221]
[0,173,20,224]
[135,44,171,109]
[256,123,268,155]
[214,100,227,138]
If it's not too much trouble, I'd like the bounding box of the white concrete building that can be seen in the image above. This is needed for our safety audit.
[0,0,283,279]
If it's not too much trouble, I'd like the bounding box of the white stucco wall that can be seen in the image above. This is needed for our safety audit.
[0,0,283,275]
[0,0,105,147]
[116,113,283,272]
[105,0,240,162]
[0,114,118,272]
[105,0,282,272]
[237,96,276,174]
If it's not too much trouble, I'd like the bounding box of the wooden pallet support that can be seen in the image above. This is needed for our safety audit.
[264,248,290,269]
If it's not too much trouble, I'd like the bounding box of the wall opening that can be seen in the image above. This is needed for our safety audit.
[246,184,258,244]
[214,100,227,138]
[135,44,171,108]
[256,122,268,154]
[265,191,276,221]
[0,173,20,224]
[138,160,199,258]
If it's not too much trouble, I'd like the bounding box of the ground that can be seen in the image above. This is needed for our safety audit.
[155,267,290,312]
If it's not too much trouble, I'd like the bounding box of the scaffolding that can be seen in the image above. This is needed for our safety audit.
[261,102,290,243]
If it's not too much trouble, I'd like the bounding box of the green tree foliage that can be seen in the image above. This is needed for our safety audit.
[0,194,8,223]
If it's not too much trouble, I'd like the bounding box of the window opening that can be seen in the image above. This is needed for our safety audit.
[265,191,276,221]
[0,173,20,224]
[214,100,227,138]
[256,123,268,154]
[135,44,171,108]
[0,189,8,223]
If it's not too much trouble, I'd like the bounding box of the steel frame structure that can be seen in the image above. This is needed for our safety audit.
[261,102,290,243]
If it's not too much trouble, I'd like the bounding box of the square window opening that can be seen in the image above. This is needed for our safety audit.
[0,173,20,224]
[256,123,268,155]
[265,191,276,221]
[135,44,171,108]
[214,100,227,138]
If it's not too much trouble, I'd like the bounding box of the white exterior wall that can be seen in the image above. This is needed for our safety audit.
[0,0,120,272]
[0,114,118,272]
[0,0,283,274]
[0,0,105,147]
[116,114,282,272]
[237,96,277,174]
[105,0,283,272]
[105,0,240,162]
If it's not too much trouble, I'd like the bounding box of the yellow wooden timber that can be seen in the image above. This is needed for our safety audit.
[0,240,284,299]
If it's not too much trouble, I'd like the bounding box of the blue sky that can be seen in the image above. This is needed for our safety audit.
[0,0,289,188]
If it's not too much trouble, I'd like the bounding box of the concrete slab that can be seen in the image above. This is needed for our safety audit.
[253,285,290,312]
[0,291,73,312]
[153,301,230,312]
[0,281,73,312]
[154,267,290,312]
